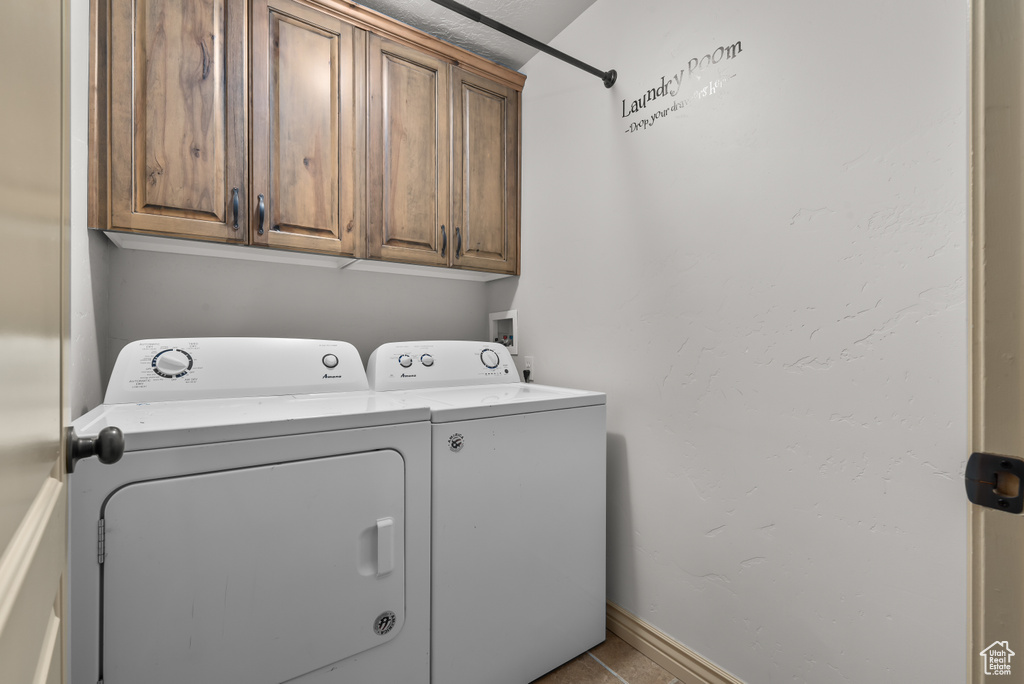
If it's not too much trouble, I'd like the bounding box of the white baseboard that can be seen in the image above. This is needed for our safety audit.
[605,602,744,684]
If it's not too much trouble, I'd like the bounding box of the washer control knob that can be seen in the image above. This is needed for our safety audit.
[152,349,193,378]
[322,354,339,369]
[421,354,434,367]
[480,348,500,369]
[399,354,414,368]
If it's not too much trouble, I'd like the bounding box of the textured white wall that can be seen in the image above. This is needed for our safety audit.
[104,249,489,384]
[69,0,110,418]
[489,0,968,681]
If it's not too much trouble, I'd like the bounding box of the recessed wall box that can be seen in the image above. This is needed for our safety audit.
[488,310,518,355]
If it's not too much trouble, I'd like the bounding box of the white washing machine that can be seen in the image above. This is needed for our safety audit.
[367,341,607,684]
[68,338,431,684]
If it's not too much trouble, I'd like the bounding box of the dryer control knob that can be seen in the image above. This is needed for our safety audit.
[480,349,500,369]
[421,354,434,367]
[153,349,193,378]
[322,353,339,369]
[399,354,414,368]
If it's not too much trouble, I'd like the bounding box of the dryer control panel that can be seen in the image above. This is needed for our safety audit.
[367,341,519,391]
[105,338,369,404]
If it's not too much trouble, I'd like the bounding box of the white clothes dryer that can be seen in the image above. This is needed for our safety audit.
[68,338,431,684]
[367,341,606,684]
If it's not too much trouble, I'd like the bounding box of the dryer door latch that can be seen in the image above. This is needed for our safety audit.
[966,452,1024,513]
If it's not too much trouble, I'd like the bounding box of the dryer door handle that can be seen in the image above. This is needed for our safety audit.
[376,517,394,577]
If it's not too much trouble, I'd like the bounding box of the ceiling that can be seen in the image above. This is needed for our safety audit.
[351,0,599,70]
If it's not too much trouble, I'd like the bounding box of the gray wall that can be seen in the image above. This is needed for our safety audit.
[489,0,969,681]
[104,249,489,379]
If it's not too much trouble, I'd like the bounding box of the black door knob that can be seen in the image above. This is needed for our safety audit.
[67,426,125,473]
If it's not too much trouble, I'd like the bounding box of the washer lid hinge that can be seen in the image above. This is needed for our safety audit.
[97,519,106,564]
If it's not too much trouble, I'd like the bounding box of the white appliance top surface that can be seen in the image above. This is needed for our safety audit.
[73,391,430,451]
[389,383,605,423]
[105,337,369,404]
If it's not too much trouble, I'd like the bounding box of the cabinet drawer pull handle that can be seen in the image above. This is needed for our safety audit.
[441,225,447,257]
[231,188,239,230]
[455,227,462,258]
[257,194,265,235]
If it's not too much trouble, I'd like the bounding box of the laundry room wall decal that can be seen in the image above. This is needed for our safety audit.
[620,39,743,135]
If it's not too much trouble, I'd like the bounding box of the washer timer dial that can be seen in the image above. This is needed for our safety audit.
[152,348,194,378]
[480,348,500,369]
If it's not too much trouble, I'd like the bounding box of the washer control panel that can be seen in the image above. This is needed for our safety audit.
[104,338,369,404]
[367,341,518,391]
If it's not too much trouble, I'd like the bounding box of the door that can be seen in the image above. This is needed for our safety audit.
[109,0,247,241]
[451,67,520,275]
[367,35,450,267]
[0,0,69,682]
[971,2,1024,681]
[251,0,365,256]
[101,450,405,684]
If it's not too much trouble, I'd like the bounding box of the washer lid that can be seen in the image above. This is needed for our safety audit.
[399,383,605,423]
[72,392,429,452]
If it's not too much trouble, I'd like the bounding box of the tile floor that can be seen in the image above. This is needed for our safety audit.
[531,631,679,684]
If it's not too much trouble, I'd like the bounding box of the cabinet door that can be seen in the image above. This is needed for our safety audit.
[251,0,364,256]
[367,36,450,267]
[451,68,519,275]
[109,0,246,241]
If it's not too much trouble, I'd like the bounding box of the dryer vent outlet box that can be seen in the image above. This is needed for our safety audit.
[489,310,518,355]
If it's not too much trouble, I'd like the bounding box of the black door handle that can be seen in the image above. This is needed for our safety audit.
[257,194,265,235]
[231,188,239,230]
[441,225,447,257]
[67,426,124,473]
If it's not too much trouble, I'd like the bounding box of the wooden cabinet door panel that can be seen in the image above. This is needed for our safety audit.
[368,36,449,266]
[110,0,246,241]
[451,68,519,274]
[252,0,364,256]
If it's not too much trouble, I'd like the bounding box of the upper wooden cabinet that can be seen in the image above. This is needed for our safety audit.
[450,68,519,275]
[366,41,520,275]
[367,35,450,268]
[251,0,365,257]
[93,0,524,275]
[108,0,247,241]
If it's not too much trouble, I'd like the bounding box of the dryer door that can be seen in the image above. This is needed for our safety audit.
[100,449,405,684]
